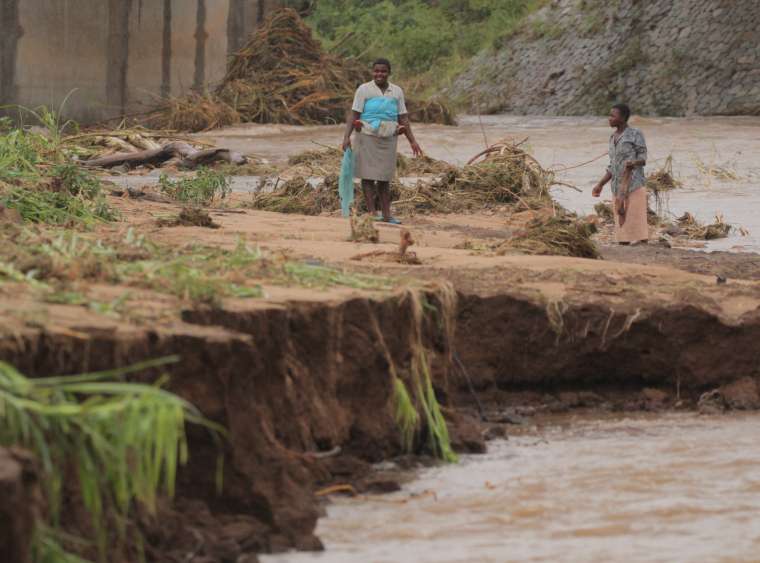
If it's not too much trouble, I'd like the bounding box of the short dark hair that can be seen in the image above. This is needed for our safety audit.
[372,58,391,72]
[612,103,631,122]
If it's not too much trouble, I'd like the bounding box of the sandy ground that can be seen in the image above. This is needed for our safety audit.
[105,196,760,323]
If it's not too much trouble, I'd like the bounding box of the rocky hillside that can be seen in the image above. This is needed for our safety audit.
[450,0,760,116]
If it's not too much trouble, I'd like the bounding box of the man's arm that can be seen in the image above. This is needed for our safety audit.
[398,113,422,157]
[342,110,361,151]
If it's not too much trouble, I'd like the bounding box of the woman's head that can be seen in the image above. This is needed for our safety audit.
[372,58,391,85]
[609,103,631,127]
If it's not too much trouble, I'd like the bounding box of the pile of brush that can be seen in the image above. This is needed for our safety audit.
[247,176,341,215]
[394,140,553,214]
[646,155,681,216]
[279,146,454,179]
[496,213,600,259]
[676,212,732,240]
[252,140,552,216]
[143,9,456,132]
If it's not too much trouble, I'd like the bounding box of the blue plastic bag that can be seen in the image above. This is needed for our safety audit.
[339,148,355,217]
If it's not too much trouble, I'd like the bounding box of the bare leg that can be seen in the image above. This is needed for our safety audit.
[377,181,391,220]
[361,179,377,215]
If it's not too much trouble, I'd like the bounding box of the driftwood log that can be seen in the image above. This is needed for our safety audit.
[84,142,246,170]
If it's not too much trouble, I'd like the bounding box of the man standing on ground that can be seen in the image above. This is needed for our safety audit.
[342,58,423,224]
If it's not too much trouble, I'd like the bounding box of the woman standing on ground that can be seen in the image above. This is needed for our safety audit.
[592,103,649,245]
[342,58,423,224]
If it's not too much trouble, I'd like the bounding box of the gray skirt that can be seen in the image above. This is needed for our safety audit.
[353,132,398,182]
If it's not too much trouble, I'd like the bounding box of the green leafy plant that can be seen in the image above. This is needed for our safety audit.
[0,357,224,561]
[159,168,231,205]
[0,107,115,227]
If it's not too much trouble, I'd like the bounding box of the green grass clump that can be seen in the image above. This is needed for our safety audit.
[283,261,394,291]
[1,183,116,227]
[0,110,116,227]
[0,228,394,310]
[0,357,223,561]
[414,350,458,462]
[393,378,419,452]
[159,168,231,206]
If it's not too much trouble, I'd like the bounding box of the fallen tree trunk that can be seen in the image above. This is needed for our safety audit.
[84,142,246,170]
[179,148,247,169]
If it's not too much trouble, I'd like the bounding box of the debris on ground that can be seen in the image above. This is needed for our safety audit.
[157,207,220,229]
[351,229,421,264]
[350,212,379,243]
[594,202,614,222]
[247,176,340,215]
[496,213,599,259]
[250,140,601,258]
[280,146,454,179]
[141,9,456,131]
[394,140,554,215]
[677,212,732,240]
[397,154,456,176]
[646,155,681,216]
[79,136,246,171]
[145,92,240,132]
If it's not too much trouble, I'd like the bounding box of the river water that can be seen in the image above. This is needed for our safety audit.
[263,413,760,563]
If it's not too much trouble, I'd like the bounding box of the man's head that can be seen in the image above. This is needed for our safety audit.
[372,58,391,86]
[609,103,631,127]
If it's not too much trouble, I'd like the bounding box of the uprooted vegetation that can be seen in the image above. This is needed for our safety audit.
[158,168,231,206]
[251,140,554,216]
[497,214,599,259]
[280,145,454,179]
[0,114,117,227]
[143,9,456,132]
[249,139,600,259]
[676,212,733,240]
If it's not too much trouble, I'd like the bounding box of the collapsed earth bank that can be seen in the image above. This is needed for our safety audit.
[2,259,760,561]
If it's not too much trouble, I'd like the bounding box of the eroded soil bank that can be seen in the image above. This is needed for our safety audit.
[4,114,760,560]
[2,212,760,560]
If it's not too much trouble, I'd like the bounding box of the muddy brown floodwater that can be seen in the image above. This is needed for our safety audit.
[263,413,760,563]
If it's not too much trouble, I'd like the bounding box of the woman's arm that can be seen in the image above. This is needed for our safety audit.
[626,130,647,169]
[398,113,422,157]
[342,110,361,151]
[592,170,612,197]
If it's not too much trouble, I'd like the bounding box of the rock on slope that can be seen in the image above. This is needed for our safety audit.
[450,0,760,116]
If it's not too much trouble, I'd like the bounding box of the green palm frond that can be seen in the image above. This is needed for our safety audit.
[0,357,224,562]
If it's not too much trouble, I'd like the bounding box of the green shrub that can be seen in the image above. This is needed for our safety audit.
[306,0,544,87]
[159,169,231,206]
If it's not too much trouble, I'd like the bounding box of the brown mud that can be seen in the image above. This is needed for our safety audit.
[2,195,760,561]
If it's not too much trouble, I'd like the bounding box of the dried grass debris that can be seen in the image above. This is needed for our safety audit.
[140,9,456,131]
[497,213,600,259]
[677,212,732,240]
[247,176,340,215]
